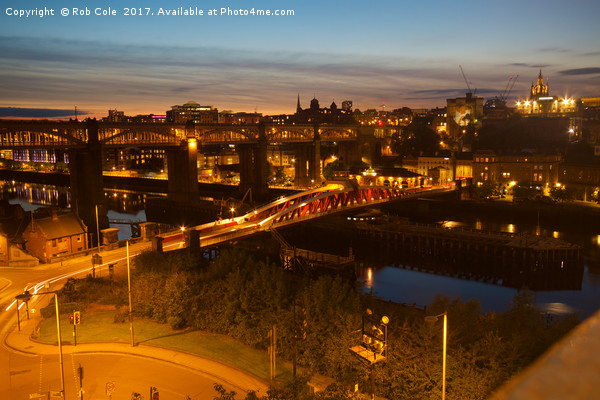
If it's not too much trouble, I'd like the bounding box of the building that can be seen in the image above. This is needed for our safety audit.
[0,203,39,267]
[516,70,578,117]
[218,111,262,124]
[22,212,88,263]
[446,92,484,149]
[417,154,454,184]
[342,101,353,112]
[166,101,218,124]
[472,151,561,192]
[293,96,355,124]
[107,109,125,122]
[351,166,422,188]
[105,148,166,172]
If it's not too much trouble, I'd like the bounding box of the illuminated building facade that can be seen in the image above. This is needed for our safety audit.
[351,166,422,188]
[516,70,577,117]
[105,148,165,171]
[472,151,560,190]
[23,212,88,263]
[166,101,218,124]
[446,93,484,149]
[218,111,262,124]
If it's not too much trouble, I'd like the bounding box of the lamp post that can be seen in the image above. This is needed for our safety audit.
[17,289,66,399]
[425,312,447,400]
[127,240,135,347]
[14,291,33,331]
[95,204,100,251]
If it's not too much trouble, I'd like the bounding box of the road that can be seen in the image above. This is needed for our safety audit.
[0,238,262,400]
[1,351,232,400]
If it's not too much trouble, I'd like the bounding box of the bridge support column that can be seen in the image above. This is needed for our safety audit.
[238,144,254,193]
[252,139,269,197]
[309,138,321,184]
[338,141,361,166]
[294,144,310,187]
[238,128,269,199]
[68,119,107,247]
[166,122,198,203]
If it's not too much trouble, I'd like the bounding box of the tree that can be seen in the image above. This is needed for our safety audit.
[549,186,575,202]
[511,182,539,200]
[475,181,499,199]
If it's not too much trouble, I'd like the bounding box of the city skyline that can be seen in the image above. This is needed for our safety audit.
[1,0,600,119]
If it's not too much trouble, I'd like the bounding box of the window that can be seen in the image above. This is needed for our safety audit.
[52,239,57,247]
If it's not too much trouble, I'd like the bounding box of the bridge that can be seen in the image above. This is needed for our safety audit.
[0,119,362,191]
[184,182,455,249]
[0,120,358,147]
[0,119,370,247]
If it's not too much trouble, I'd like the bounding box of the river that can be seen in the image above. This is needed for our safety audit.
[356,201,600,318]
[3,180,600,318]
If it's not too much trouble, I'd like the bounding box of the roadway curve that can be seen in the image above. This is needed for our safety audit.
[1,239,267,399]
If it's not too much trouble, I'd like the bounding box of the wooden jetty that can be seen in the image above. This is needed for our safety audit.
[353,221,584,291]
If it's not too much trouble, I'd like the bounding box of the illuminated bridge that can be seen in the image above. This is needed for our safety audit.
[0,119,366,245]
[184,182,455,249]
[0,120,357,148]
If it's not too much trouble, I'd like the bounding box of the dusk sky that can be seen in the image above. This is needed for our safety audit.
[1,0,599,118]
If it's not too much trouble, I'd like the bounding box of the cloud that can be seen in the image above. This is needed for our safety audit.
[507,62,550,68]
[558,67,600,76]
[0,107,89,118]
[537,47,571,54]
[0,34,594,114]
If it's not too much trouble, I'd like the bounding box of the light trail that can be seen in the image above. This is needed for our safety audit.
[3,239,188,312]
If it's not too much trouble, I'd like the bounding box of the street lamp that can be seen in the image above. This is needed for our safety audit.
[425,312,447,400]
[126,240,135,347]
[16,288,66,399]
[230,207,235,220]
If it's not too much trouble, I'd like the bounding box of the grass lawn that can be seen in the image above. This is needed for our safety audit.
[36,310,293,382]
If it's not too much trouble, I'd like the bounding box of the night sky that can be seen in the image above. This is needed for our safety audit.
[1,0,599,118]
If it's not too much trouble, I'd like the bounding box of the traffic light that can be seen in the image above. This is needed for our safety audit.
[150,387,159,400]
[74,311,81,325]
[69,315,74,324]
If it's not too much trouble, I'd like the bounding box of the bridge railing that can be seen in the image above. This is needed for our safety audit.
[192,184,455,249]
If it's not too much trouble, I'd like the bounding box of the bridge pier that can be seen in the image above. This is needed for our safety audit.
[337,141,361,167]
[68,119,108,247]
[294,144,309,187]
[238,127,269,198]
[295,125,321,187]
[166,123,198,203]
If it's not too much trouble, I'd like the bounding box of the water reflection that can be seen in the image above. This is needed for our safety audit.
[1,181,157,240]
[358,216,600,317]
[1,180,70,208]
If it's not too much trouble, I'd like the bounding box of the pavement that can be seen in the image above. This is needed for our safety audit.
[3,311,270,395]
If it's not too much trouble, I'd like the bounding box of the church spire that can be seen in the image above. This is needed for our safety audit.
[296,93,301,113]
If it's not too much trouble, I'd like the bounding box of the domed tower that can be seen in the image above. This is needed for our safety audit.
[310,97,320,111]
[530,69,549,99]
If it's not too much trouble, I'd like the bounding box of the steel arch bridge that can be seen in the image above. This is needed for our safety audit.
[188,182,455,249]
[0,120,358,149]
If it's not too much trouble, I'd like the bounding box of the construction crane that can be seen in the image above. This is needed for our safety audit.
[459,65,476,95]
[485,75,519,111]
[500,75,518,102]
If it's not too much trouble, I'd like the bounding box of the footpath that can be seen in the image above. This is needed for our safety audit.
[4,306,269,396]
